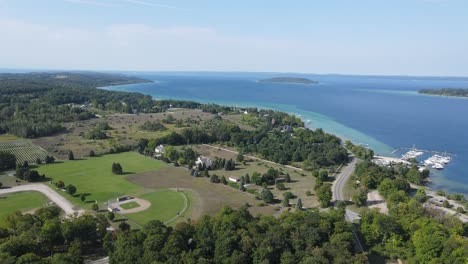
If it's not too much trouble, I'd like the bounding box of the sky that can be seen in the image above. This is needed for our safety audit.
[0,0,467,76]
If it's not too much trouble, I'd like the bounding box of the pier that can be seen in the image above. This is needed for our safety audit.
[390,147,455,157]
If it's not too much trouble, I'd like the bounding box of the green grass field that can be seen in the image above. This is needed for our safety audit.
[36,152,167,209]
[0,134,20,141]
[125,189,188,225]
[0,192,49,227]
[120,201,140,210]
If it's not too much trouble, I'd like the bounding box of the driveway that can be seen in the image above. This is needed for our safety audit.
[0,183,84,216]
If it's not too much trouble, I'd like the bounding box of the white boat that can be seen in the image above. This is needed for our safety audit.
[432,163,444,170]
[402,150,424,160]
[424,159,433,166]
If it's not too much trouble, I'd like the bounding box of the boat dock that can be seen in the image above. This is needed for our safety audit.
[391,147,455,157]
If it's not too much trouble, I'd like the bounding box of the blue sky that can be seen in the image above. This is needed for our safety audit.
[0,0,467,76]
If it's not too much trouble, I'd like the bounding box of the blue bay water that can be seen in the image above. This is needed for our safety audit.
[104,73,468,194]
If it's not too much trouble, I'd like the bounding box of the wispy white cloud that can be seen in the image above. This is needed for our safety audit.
[63,0,177,9]
[63,0,116,7]
[0,19,466,76]
[120,0,176,9]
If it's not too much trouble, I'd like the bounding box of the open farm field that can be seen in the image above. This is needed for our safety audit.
[33,109,253,159]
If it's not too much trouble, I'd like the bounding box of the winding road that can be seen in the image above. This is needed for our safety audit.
[0,183,84,216]
[331,157,364,252]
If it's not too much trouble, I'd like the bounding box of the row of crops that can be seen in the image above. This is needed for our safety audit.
[0,141,51,164]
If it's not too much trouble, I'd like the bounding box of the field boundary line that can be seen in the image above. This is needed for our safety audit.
[164,189,189,225]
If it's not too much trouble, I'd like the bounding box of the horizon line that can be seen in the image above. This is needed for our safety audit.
[1,67,468,79]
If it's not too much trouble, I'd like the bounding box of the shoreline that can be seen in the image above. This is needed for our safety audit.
[100,83,468,196]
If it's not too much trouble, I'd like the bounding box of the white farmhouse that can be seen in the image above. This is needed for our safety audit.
[154,145,165,154]
[195,156,213,168]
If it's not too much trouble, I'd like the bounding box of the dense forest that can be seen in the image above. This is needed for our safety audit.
[0,72,152,137]
[140,114,347,168]
[0,205,365,264]
[351,161,468,263]
[419,88,468,97]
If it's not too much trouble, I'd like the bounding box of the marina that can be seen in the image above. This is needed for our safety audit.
[390,147,455,171]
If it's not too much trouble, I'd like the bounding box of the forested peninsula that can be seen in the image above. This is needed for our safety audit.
[419,88,468,97]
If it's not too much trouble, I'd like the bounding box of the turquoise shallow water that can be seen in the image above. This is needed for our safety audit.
[104,73,468,194]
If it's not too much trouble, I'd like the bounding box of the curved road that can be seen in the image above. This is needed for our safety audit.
[332,158,357,202]
[0,183,84,216]
[331,157,364,252]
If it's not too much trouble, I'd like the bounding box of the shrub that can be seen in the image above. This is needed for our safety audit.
[276,183,286,190]
[66,184,77,195]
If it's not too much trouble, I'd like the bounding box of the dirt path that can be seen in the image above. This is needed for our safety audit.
[0,183,84,216]
[202,144,303,171]
[367,190,388,214]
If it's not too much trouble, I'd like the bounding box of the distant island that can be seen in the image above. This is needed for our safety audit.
[258,77,318,84]
[419,88,468,98]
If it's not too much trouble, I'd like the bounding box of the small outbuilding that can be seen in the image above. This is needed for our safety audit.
[228,176,241,183]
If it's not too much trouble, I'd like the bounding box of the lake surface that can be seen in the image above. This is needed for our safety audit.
[104,73,468,194]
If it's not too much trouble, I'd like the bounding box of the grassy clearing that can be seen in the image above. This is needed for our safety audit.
[125,189,186,224]
[193,144,319,208]
[0,192,49,227]
[128,166,277,218]
[0,134,20,141]
[36,152,166,209]
[120,201,141,210]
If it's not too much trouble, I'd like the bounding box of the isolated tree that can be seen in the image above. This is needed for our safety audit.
[112,163,123,175]
[80,195,86,202]
[296,198,303,210]
[311,169,319,178]
[119,221,130,232]
[284,173,291,183]
[245,174,251,184]
[56,180,65,188]
[68,151,75,161]
[36,158,42,165]
[276,183,286,190]
[89,150,96,157]
[107,211,115,221]
[239,178,246,192]
[66,184,77,195]
[0,152,16,170]
[260,188,274,203]
[221,176,227,185]
[318,170,328,182]
[45,155,55,164]
[92,203,99,211]
[210,174,220,183]
[352,189,368,207]
[237,151,244,162]
[282,197,290,207]
[316,183,332,208]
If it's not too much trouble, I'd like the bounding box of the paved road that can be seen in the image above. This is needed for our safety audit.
[0,183,84,216]
[332,158,357,202]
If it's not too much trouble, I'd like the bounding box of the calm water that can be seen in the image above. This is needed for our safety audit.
[104,73,468,194]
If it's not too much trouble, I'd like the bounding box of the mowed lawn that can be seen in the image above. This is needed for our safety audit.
[0,192,49,227]
[126,190,188,225]
[120,201,140,210]
[36,152,167,209]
